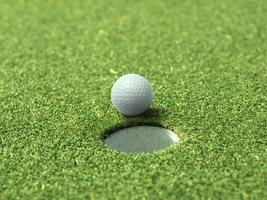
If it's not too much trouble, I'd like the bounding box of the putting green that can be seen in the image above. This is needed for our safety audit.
[0,0,266,199]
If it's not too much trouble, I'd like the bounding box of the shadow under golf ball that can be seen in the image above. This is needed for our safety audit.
[104,126,179,153]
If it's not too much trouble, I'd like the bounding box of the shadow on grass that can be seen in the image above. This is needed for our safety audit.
[102,107,167,139]
[141,107,166,118]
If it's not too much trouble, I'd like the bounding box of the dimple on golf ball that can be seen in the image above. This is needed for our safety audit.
[111,74,153,116]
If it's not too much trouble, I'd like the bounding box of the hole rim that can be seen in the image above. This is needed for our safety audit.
[102,122,181,154]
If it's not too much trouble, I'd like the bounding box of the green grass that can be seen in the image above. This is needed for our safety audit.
[0,0,266,199]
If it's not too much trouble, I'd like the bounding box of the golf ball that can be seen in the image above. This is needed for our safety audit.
[111,74,153,116]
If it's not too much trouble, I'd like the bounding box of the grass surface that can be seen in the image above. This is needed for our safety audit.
[0,0,267,199]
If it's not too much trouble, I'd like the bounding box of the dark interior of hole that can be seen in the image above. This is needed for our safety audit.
[102,121,172,140]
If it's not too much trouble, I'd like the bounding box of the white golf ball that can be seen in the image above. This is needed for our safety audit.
[111,74,153,116]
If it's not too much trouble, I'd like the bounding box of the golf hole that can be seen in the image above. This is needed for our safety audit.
[104,126,179,153]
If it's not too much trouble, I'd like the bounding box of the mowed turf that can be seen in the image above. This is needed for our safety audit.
[0,0,266,199]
